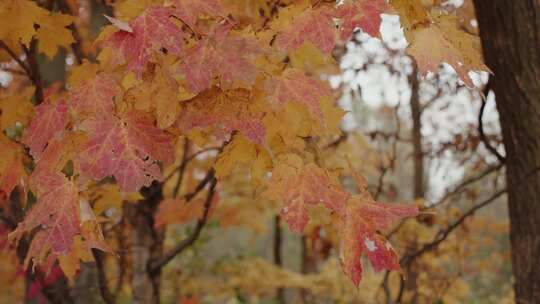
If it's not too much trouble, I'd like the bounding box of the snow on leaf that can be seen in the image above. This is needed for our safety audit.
[335,0,390,39]
[180,23,262,93]
[268,69,332,120]
[170,0,225,29]
[77,111,174,192]
[69,73,120,119]
[177,88,266,144]
[275,7,336,54]
[407,17,489,87]
[339,195,418,286]
[267,160,349,233]
[104,6,184,77]
[10,172,79,269]
[22,96,69,159]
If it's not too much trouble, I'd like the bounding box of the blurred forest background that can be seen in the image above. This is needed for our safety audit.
[1,0,535,303]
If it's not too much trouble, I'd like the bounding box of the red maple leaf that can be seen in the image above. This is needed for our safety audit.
[279,163,350,232]
[10,171,79,268]
[275,7,336,53]
[105,6,184,77]
[77,111,174,192]
[69,73,119,118]
[335,0,390,39]
[0,136,27,204]
[177,88,265,144]
[180,23,262,93]
[339,195,418,287]
[22,96,69,159]
[268,69,332,120]
[171,0,225,29]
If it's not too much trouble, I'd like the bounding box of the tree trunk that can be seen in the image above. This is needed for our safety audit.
[125,182,165,304]
[473,1,540,302]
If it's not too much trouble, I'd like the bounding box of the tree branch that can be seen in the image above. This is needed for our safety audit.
[57,0,85,64]
[401,189,506,266]
[92,248,116,304]
[172,139,190,198]
[22,40,44,103]
[148,175,217,273]
[0,40,32,79]
[478,80,505,164]
[428,163,503,209]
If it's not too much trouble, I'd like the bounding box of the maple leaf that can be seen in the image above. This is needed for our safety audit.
[10,172,79,268]
[77,111,174,192]
[275,7,336,54]
[180,23,262,93]
[267,158,349,232]
[335,0,390,39]
[32,133,84,177]
[339,195,419,286]
[213,135,272,188]
[390,0,430,31]
[154,198,208,228]
[171,0,225,29]
[268,69,332,120]
[0,0,49,47]
[0,135,27,203]
[124,66,180,129]
[35,12,75,59]
[22,96,69,159]
[69,73,120,119]
[177,88,266,144]
[0,87,34,130]
[406,16,489,87]
[104,6,184,77]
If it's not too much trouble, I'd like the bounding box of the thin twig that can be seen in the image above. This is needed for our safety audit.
[0,40,32,78]
[148,176,217,273]
[428,163,503,209]
[401,189,506,266]
[172,139,190,198]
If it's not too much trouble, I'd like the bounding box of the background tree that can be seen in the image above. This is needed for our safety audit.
[473,0,540,302]
[0,0,519,303]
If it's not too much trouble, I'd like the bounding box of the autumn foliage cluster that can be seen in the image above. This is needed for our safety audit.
[0,0,497,302]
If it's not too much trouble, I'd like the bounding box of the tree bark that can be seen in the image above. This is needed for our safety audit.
[125,182,165,304]
[473,1,540,302]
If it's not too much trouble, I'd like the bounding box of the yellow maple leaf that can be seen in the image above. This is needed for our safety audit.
[36,12,76,59]
[0,0,48,47]
[0,87,35,130]
[92,184,143,215]
[67,60,100,88]
[407,16,489,86]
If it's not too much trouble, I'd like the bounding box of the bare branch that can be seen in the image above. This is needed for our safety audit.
[0,40,32,79]
[428,163,503,209]
[401,189,506,266]
[478,80,505,164]
[148,176,217,273]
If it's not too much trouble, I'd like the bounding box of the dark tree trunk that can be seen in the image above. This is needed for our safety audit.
[473,1,540,302]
